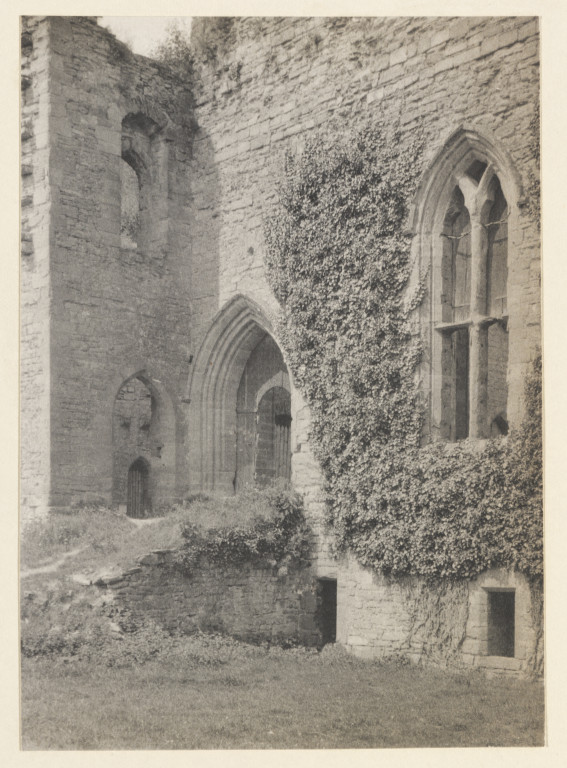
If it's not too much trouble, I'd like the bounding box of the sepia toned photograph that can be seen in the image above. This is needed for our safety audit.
[19,13,544,750]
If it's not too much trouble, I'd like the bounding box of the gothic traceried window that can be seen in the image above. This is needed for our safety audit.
[235,334,292,491]
[436,162,509,441]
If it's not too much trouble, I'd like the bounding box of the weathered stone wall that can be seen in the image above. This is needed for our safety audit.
[96,549,320,646]
[21,17,541,675]
[21,17,195,515]
[188,15,539,364]
[186,15,540,564]
[337,561,541,677]
[93,548,541,677]
[21,18,53,520]
[22,15,540,519]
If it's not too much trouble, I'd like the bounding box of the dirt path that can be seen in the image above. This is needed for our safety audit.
[20,546,87,579]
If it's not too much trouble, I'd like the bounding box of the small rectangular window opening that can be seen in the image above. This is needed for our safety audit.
[317,578,337,646]
[487,590,515,657]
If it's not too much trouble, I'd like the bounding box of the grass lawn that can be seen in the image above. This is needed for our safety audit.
[21,649,544,750]
[20,498,545,750]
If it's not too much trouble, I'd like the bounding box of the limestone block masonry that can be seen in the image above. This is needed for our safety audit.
[92,549,321,646]
[337,560,542,678]
[21,16,541,675]
[21,16,195,515]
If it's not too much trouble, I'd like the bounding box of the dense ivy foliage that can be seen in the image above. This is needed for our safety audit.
[265,124,543,581]
[266,125,425,459]
[175,484,311,576]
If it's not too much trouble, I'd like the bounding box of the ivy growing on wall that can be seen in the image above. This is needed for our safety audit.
[264,123,543,582]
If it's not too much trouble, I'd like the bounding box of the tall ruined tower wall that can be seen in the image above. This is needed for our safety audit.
[21,17,194,515]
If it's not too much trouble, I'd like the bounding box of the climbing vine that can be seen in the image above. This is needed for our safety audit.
[264,122,543,582]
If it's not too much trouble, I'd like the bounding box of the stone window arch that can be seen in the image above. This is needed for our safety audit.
[411,127,521,441]
[120,112,164,254]
[437,164,509,440]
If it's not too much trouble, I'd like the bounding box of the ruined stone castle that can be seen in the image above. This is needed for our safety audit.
[21,16,541,674]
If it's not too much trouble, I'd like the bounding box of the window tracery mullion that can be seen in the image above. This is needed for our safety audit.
[467,182,494,439]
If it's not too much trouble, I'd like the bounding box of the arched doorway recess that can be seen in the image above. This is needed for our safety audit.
[236,337,292,490]
[111,370,176,514]
[186,295,295,494]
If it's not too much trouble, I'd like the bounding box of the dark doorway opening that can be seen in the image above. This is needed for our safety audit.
[487,590,515,657]
[317,578,337,645]
[127,457,151,518]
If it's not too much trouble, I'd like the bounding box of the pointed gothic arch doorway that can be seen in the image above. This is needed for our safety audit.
[110,369,176,515]
[186,295,297,494]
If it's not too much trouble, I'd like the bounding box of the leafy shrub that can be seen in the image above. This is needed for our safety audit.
[175,482,311,575]
[153,17,238,81]
[152,23,194,80]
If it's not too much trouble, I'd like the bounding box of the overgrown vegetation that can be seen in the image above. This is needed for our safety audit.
[152,18,238,81]
[21,579,274,667]
[152,24,195,81]
[20,484,311,663]
[21,504,175,573]
[175,483,311,575]
[265,123,543,582]
[21,483,310,576]
[20,484,543,749]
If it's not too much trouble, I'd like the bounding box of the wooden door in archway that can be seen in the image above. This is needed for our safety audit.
[127,457,151,518]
